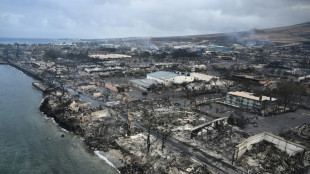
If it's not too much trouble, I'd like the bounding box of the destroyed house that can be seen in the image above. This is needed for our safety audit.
[225,91,276,111]
[233,75,260,84]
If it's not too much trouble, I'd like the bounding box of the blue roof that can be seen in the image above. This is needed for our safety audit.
[207,45,233,50]
[130,79,157,88]
[147,71,179,81]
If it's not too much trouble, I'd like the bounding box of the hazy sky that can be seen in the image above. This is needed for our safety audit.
[1,0,310,39]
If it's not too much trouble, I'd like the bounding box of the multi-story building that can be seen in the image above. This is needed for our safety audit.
[225,91,276,112]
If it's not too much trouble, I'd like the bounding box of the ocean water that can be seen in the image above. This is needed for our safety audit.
[0,38,78,45]
[0,65,117,174]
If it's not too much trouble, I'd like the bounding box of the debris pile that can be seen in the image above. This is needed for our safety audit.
[40,88,214,173]
[115,99,214,139]
[84,116,128,151]
[236,141,306,174]
[281,123,310,147]
[197,123,249,159]
[280,123,310,166]
[117,133,212,174]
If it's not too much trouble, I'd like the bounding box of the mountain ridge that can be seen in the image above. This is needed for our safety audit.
[111,22,310,46]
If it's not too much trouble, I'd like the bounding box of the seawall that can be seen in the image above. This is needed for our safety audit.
[8,62,44,82]
[0,58,7,64]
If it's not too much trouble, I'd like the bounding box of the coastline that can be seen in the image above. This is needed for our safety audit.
[94,151,121,174]
[8,62,44,82]
[2,63,217,174]
[38,89,126,172]
[1,64,122,173]
[0,58,7,64]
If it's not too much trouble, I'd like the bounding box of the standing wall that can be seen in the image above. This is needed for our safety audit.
[233,132,306,162]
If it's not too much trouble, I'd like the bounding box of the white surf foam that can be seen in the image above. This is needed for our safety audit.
[94,151,120,174]
[60,127,69,132]
[40,98,46,105]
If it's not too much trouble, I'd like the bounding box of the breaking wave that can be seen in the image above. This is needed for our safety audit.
[94,151,120,174]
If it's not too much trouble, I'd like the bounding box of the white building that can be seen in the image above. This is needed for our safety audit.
[89,54,131,60]
[147,71,194,86]
[190,72,217,82]
[173,75,194,84]
[190,72,225,87]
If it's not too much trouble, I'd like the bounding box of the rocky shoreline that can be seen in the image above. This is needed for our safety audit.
[39,97,83,134]
[38,89,128,172]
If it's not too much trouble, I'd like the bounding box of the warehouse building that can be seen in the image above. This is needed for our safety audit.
[147,71,194,86]
[129,79,158,91]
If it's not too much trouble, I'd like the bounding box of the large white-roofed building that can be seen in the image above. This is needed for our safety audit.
[190,72,225,87]
[147,71,194,86]
[89,54,131,60]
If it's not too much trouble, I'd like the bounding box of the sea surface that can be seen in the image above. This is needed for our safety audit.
[0,38,81,45]
[0,65,118,174]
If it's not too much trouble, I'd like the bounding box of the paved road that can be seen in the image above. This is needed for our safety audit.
[244,108,310,135]
[118,114,244,174]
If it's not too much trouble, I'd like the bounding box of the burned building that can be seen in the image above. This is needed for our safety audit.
[225,91,276,112]
[129,79,158,91]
